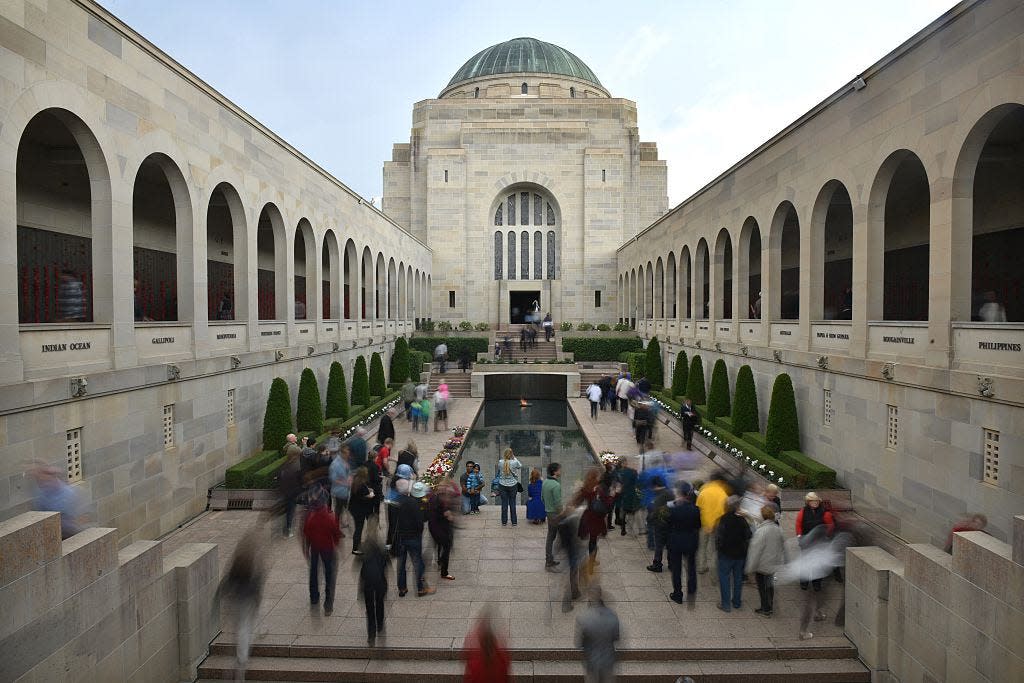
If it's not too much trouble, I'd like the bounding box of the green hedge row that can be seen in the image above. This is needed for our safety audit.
[251,455,287,490]
[321,390,399,438]
[701,420,802,488]
[778,450,837,489]
[409,337,489,358]
[619,352,647,379]
[561,337,642,361]
[409,350,432,379]
[225,450,279,489]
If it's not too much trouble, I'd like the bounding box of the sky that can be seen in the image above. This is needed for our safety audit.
[104,0,957,207]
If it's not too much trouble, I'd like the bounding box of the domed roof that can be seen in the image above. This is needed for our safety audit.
[447,37,602,89]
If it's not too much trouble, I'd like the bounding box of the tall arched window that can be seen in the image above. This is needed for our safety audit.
[507,231,516,280]
[491,189,560,280]
[521,230,529,279]
[521,82,528,95]
[570,87,576,98]
[493,232,503,280]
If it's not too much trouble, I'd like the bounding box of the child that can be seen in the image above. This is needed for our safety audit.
[473,463,488,509]
[465,465,483,514]
[526,468,546,524]
[418,397,431,432]
[410,399,422,432]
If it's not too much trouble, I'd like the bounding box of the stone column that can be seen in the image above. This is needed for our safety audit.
[850,199,869,358]
[111,184,138,369]
[926,177,955,368]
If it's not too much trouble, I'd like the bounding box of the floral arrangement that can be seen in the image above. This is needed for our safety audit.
[599,451,620,466]
[420,426,470,487]
[338,397,403,441]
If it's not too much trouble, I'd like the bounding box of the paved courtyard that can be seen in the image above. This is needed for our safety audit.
[164,394,847,653]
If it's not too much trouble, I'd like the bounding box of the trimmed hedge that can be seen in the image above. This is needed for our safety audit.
[409,351,431,380]
[715,416,735,433]
[744,431,767,450]
[651,390,680,414]
[321,390,400,439]
[251,456,287,489]
[409,337,489,359]
[225,450,279,489]
[706,359,731,422]
[390,337,410,384]
[765,373,800,456]
[561,337,643,361]
[685,355,706,405]
[645,337,664,390]
[351,356,370,407]
[296,368,323,435]
[325,362,349,420]
[261,377,293,453]
[670,349,689,399]
[779,450,837,489]
[621,352,646,380]
[369,352,387,397]
[731,365,759,436]
[701,420,802,488]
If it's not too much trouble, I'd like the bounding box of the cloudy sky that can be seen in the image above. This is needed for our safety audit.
[104,0,956,206]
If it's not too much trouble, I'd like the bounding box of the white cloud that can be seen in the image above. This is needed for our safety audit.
[605,25,672,84]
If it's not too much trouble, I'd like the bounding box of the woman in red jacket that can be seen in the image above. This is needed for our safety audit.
[463,611,511,682]
[795,491,834,591]
[576,468,616,561]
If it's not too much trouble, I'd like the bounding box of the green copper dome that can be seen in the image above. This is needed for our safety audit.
[447,37,602,89]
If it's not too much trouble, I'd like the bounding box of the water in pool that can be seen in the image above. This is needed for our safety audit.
[458,400,599,498]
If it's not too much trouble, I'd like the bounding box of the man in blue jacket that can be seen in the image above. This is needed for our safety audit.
[666,481,702,603]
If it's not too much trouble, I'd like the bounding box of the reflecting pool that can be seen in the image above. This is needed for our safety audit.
[459,400,598,495]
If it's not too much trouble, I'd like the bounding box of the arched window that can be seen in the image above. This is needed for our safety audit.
[521,230,529,279]
[493,232,503,280]
[474,87,480,98]
[490,189,560,280]
[507,231,516,280]
[521,82,528,95]
[570,87,576,98]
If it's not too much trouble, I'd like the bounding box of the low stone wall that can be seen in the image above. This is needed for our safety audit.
[845,515,1023,682]
[0,511,219,682]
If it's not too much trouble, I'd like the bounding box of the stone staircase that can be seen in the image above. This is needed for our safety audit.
[492,327,559,362]
[428,370,472,397]
[198,641,870,681]
[577,363,623,397]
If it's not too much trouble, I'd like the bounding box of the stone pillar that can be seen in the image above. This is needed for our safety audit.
[849,199,869,358]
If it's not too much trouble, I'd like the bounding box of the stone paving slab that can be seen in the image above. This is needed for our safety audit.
[167,396,848,654]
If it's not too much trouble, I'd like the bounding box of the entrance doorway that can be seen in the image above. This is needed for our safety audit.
[510,290,540,324]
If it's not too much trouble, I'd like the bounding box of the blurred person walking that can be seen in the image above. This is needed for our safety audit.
[357,520,389,645]
[218,531,263,682]
[428,477,458,581]
[463,610,511,682]
[31,464,87,539]
[302,490,341,615]
[348,466,376,554]
[396,480,434,596]
[696,473,730,578]
[575,587,621,683]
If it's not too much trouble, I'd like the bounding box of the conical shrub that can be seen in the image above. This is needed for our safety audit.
[765,373,800,456]
[706,359,731,422]
[670,349,689,399]
[645,336,664,390]
[325,362,349,420]
[262,377,293,453]
[685,354,706,405]
[351,355,370,407]
[390,337,410,385]
[296,368,323,434]
[731,365,759,435]
[369,352,386,397]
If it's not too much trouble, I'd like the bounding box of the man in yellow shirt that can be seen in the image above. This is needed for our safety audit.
[695,473,731,579]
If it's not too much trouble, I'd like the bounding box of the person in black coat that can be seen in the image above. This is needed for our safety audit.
[357,523,389,645]
[681,398,699,450]
[665,482,702,603]
[377,409,396,447]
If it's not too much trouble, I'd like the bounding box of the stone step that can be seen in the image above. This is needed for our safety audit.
[198,654,869,681]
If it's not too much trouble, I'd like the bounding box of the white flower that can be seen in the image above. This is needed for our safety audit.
[778,477,785,484]
[768,470,775,477]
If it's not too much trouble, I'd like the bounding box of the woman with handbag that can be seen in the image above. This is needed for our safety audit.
[575,468,615,561]
[495,447,522,527]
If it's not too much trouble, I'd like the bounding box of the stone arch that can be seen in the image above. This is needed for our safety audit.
[655,257,665,318]
[952,103,1024,322]
[322,229,341,319]
[645,261,654,318]
[397,261,406,319]
[361,246,374,320]
[256,203,287,320]
[343,238,358,319]
[293,218,316,321]
[768,201,800,321]
[679,247,692,319]
[375,252,386,321]
[810,180,854,320]
[738,217,761,319]
[131,152,194,322]
[388,257,397,319]
[14,108,113,325]
[714,228,734,320]
[629,268,638,327]
[666,252,677,318]
[695,239,710,319]
[205,181,248,321]
[868,150,930,321]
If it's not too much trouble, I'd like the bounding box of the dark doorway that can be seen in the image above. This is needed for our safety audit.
[509,290,539,324]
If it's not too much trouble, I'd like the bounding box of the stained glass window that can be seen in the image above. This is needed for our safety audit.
[547,203,555,226]
[521,231,529,279]
[507,194,516,225]
[494,203,503,226]
[534,194,542,226]
[507,231,516,280]
[494,232,503,280]
[546,231,556,279]
[533,231,542,280]
[521,193,530,225]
